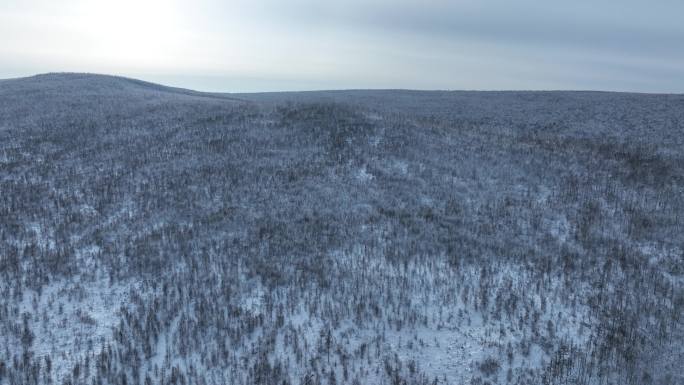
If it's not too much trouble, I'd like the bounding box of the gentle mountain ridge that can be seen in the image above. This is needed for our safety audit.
[0,73,682,385]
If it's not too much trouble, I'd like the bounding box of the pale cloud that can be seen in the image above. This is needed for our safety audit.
[1,0,683,92]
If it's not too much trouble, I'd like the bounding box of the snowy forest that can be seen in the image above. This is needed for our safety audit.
[0,73,682,385]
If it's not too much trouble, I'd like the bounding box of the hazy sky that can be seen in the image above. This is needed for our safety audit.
[2,0,683,92]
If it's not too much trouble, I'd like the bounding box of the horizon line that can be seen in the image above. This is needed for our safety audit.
[3,72,683,96]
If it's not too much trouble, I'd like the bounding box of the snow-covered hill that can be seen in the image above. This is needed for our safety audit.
[0,74,682,385]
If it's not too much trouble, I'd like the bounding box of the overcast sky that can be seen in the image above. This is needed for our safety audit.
[1,0,683,92]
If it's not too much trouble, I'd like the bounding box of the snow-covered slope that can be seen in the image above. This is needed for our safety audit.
[0,74,682,385]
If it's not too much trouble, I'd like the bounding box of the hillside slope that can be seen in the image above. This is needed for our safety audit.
[0,74,682,385]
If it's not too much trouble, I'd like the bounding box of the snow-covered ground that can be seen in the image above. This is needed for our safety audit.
[1,74,682,385]
[12,276,139,384]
